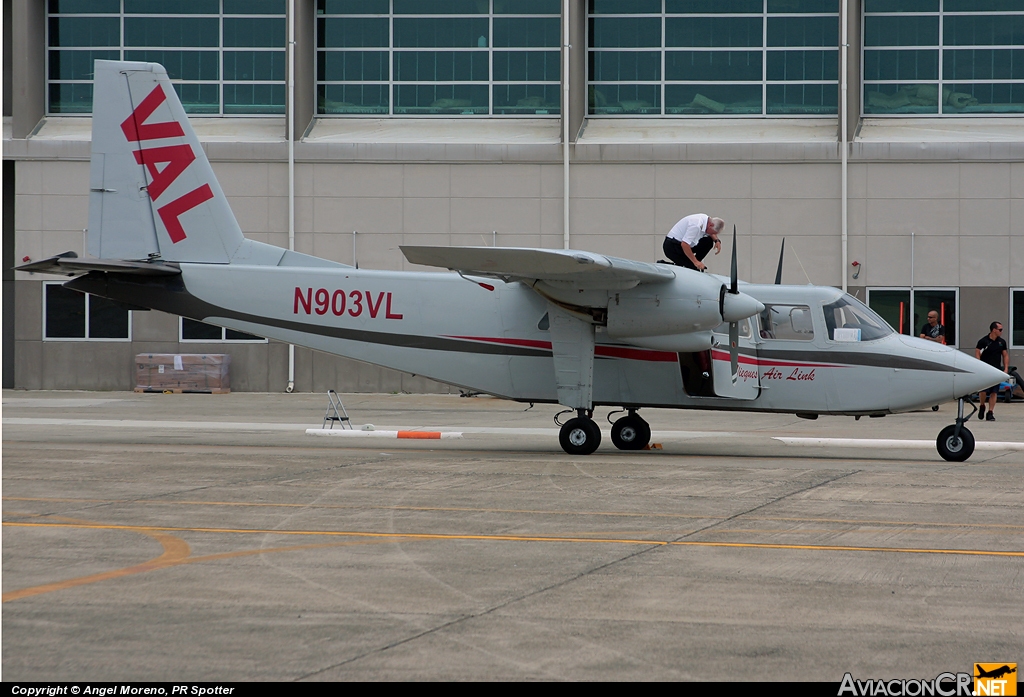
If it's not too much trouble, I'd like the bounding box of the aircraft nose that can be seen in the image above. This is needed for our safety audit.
[954,351,1009,398]
[721,291,765,323]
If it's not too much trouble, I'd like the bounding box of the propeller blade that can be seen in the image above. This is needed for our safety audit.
[730,224,738,294]
[729,320,739,384]
[775,237,785,285]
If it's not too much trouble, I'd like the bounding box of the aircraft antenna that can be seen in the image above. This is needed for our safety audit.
[790,245,813,285]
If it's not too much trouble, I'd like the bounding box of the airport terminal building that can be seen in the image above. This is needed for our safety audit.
[3,0,1023,392]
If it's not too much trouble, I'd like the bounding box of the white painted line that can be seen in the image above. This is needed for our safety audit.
[306,429,462,439]
[774,437,1024,451]
[3,417,310,431]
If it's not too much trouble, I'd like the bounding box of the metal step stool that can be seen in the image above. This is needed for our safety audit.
[322,389,352,430]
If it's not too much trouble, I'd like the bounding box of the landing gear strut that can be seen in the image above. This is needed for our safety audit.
[558,409,602,455]
[610,410,652,451]
[936,397,976,462]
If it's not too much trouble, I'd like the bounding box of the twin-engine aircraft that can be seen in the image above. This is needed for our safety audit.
[20,61,1009,461]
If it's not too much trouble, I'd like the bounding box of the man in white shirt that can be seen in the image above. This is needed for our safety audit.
[664,213,725,271]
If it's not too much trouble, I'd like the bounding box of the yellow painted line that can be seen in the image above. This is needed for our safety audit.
[7,496,1024,532]
[5,520,1022,558]
[2,530,190,602]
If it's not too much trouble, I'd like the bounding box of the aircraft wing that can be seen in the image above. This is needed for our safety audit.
[400,246,675,288]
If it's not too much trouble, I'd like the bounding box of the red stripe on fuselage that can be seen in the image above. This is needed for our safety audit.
[444,336,677,362]
[710,349,845,369]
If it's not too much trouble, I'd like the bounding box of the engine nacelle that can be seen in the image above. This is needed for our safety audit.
[606,272,731,339]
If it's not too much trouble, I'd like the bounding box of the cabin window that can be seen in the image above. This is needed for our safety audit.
[823,294,893,342]
[866,287,958,346]
[1011,288,1024,349]
[758,303,814,341]
[180,318,266,342]
[43,282,131,341]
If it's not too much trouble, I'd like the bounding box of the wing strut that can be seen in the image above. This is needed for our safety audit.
[547,305,595,412]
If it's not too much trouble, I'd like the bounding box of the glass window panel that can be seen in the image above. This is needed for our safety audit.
[912,290,956,346]
[394,0,488,13]
[225,328,265,340]
[867,290,912,335]
[946,0,1024,10]
[944,15,1024,47]
[318,18,389,48]
[48,49,119,80]
[125,0,218,13]
[492,83,561,113]
[319,83,390,113]
[494,50,560,81]
[863,83,939,113]
[1012,290,1024,348]
[863,48,938,81]
[224,18,285,47]
[48,17,120,47]
[863,0,937,11]
[667,0,762,13]
[590,0,661,14]
[319,0,390,14]
[767,0,838,12]
[591,50,662,81]
[590,16,661,48]
[666,50,762,81]
[759,305,815,341]
[48,82,95,112]
[589,83,661,113]
[395,50,489,81]
[125,49,219,80]
[767,82,837,113]
[182,318,222,340]
[665,83,763,113]
[943,82,1024,113]
[767,16,838,47]
[224,50,285,81]
[393,83,489,113]
[944,49,1024,81]
[766,49,838,80]
[318,50,388,81]
[89,296,130,339]
[864,15,939,47]
[224,0,285,13]
[494,0,561,14]
[493,17,560,47]
[125,17,219,47]
[224,83,285,113]
[394,17,490,48]
[45,285,86,338]
[666,17,764,48]
[49,0,120,13]
[172,82,220,113]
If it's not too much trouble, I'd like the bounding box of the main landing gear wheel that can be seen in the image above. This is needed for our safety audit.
[559,417,602,455]
[937,424,975,462]
[611,414,651,451]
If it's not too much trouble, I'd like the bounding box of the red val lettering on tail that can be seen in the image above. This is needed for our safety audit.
[133,144,195,201]
[157,184,214,243]
[121,85,185,142]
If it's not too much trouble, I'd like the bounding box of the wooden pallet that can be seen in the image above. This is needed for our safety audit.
[134,387,231,394]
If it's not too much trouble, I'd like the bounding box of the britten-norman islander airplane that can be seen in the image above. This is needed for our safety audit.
[19,61,1010,462]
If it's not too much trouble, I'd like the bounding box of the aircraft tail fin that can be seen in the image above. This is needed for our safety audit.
[88,60,244,264]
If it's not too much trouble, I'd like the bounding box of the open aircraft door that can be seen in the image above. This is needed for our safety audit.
[710,318,760,400]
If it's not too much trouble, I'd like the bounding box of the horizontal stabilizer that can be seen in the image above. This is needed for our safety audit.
[15,252,181,276]
[401,246,675,288]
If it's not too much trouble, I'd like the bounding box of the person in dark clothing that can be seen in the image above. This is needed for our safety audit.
[919,310,945,344]
[976,321,1009,421]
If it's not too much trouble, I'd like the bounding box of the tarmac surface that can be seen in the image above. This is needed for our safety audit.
[2,390,1023,681]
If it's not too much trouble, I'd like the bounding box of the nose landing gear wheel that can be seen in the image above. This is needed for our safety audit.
[611,414,652,451]
[559,417,602,455]
[936,424,975,462]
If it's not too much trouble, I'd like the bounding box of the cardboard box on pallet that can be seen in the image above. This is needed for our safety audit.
[135,354,231,393]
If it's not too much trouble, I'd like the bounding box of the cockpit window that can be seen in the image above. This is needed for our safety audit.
[759,304,814,341]
[823,294,894,342]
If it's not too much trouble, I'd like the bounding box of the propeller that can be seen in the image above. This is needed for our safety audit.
[775,237,785,285]
[717,225,763,385]
[728,225,739,383]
